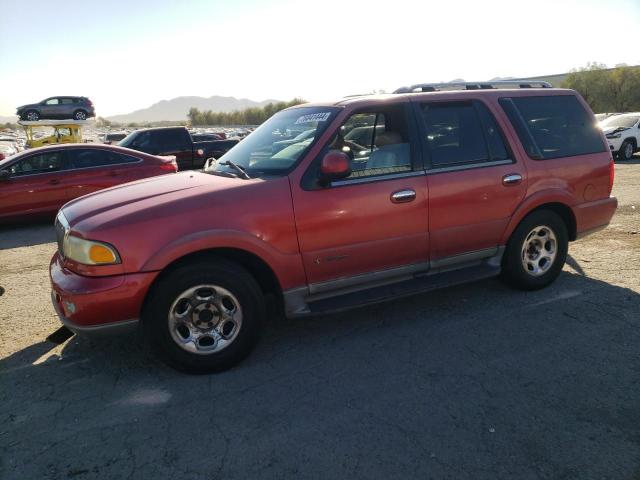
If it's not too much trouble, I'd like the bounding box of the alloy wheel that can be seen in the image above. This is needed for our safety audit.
[521,225,557,276]
[168,284,242,355]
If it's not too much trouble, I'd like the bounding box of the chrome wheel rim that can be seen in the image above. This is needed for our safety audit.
[168,285,242,355]
[521,225,557,276]
[75,111,86,120]
[26,112,38,121]
[624,142,633,159]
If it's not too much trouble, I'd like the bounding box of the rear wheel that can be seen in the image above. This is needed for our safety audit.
[618,140,634,161]
[24,110,39,121]
[73,110,87,120]
[501,210,568,290]
[142,258,265,373]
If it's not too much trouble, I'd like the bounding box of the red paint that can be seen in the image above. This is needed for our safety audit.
[49,89,617,328]
[0,144,177,223]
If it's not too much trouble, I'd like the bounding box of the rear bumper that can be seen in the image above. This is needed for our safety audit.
[49,253,158,335]
[574,196,618,239]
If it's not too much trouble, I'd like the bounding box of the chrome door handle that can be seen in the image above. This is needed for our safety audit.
[391,189,416,203]
[502,173,522,186]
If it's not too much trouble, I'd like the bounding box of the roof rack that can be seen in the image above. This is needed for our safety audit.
[393,81,553,94]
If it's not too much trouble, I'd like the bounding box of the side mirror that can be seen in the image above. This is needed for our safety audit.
[204,157,216,169]
[319,151,351,185]
[0,170,11,181]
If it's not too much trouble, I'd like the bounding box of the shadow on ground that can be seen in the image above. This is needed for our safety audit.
[0,220,55,250]
[1,268,639,480]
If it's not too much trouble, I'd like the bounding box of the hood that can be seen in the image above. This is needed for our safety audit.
[61,171,252,229]
[16,103,38,111]
[601,126,629,135]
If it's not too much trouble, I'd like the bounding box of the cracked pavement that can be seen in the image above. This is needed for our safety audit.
[1,159,639,479]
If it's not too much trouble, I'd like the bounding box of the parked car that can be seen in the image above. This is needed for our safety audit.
[0,143,16,161]
[50,84,616,373]
[22,122,83,148]
[0,144,177,223]
[595,113,620,122]
[118,126,239,170]
[191,132,226,141]
[599,112,640,160]
[271,128,316,153]
[16,97,95,121]
[102,131,128,145]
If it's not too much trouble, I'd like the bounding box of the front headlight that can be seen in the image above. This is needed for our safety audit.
[606,133,621,139]
[63,234,121,265]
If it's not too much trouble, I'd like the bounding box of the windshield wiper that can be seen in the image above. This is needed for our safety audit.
[219,160,251,179]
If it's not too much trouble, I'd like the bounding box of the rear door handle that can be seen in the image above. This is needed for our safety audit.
[49,179,60,185]
[502,173,522,186]
[391,189,416,203]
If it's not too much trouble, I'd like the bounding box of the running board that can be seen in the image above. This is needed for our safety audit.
[306,265,500,315]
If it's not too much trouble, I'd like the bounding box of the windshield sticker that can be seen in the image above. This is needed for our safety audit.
[294,112,331,124]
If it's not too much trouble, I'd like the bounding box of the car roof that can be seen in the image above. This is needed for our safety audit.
[287,88,579,111]
[0,143,152,165]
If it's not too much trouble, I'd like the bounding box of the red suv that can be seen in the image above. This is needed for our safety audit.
[49,83,617,373]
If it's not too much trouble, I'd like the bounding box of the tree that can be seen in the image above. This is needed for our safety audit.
[188,98,306,126]
[562,64,640,113]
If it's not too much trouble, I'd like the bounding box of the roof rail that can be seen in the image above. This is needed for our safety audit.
[393,80,553,94]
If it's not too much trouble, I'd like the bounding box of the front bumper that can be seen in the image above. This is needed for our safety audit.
[49,253,158,335]
[606,137,624,152]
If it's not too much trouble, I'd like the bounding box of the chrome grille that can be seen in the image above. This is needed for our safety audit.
[54,213,68,257]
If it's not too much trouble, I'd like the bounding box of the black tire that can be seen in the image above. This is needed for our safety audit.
[23,110,39,121]
[500,210,568,290]
[618,140,634,161]
[73,110,87,120]
[142,258,265,374]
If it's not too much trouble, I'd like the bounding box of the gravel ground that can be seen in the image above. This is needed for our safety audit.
[1,159,639,480]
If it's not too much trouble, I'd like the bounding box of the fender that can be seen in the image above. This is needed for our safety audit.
[140,228,306,290]
[500,188,577,244]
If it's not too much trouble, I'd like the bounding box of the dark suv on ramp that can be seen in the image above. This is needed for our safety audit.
[17,97,95,121]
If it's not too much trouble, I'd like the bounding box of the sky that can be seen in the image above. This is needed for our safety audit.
[0,0,639,117]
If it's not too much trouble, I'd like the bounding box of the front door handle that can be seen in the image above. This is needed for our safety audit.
[49,179,60,185]
[502,173,522,186]
[391,189,416,203]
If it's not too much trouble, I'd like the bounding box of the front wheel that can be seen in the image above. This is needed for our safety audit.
[618,140,634,161]
[24,110,39,121]
[501,210,568,290]
[142,258,265,373]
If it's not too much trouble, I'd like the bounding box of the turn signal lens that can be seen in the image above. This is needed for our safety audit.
[63,235,121,265]
[89,244,117,264]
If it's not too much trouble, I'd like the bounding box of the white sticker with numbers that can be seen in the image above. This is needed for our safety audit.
[294,112,331,124]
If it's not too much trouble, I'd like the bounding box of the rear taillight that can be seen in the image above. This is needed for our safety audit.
[160,162,178,172]
[608,158,615,196]
[0,153,4,161]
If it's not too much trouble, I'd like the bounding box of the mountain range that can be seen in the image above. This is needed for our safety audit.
[105,95,281,123]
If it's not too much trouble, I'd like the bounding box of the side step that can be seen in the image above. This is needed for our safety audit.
[307,265,500,315]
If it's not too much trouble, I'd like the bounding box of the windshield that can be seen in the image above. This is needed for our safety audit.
[600,115,639,129]
[206,106,339,176]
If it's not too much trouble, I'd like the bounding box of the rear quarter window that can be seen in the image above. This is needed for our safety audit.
[499,95,606,160]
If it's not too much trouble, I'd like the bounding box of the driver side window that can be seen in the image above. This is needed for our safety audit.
[8,152,64,176]
[331,105,412,180]
[45,98,59,105]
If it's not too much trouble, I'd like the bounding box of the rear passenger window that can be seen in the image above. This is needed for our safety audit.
[499,95,606,160]
[68,149,137,169]
[419,101,510,167]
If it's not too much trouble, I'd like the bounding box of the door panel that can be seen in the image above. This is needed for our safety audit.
[65,149,135,199]
[415,99,526,260]
[292,175,429,285]
[0,172,70,218]
[428,164,525,259]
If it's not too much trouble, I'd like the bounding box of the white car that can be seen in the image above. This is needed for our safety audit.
[599,113,640,160]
